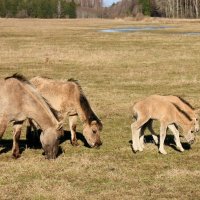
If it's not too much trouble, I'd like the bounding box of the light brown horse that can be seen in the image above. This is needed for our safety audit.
[140,95,199,149]
[0,74,62,159]
[131,95,195,155]
[29,76,103,147]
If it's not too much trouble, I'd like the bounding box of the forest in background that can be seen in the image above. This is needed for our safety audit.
[0,0,199,19]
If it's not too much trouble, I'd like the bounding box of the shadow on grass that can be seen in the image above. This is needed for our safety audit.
[0,130,90,157]
[0,139,27,156]
[59,130,91,148]
[129,134,191,153]
[26,129,91,149]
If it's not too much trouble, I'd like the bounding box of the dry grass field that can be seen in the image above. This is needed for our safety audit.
[0,18,200,199]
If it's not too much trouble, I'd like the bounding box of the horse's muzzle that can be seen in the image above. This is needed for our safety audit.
[93,141,102,148]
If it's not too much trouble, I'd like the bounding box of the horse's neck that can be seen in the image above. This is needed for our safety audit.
[180,103,193,114]
[23,84,57,130]
[75,103,88,123]
[175,110,191,127]
[29,109,56,130]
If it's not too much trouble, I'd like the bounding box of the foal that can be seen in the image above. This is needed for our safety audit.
[139,95,199,148]
[131,95,195,155]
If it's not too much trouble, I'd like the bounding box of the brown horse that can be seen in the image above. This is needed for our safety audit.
[29,76,103,147]
[0,74,62,159]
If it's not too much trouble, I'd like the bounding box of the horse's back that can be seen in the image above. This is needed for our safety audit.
[30,77,79,112]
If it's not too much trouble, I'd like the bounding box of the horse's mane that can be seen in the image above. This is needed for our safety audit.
[5,73,31,85]
[172,103,192,121]
[176,96,194,110]
[5,73,59,121]
[38,76,52,80]
[68,78,102,128]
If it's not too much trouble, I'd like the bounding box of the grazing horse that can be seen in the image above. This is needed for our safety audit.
[29,76,103,147]
[0,74,63,159]
[140,95,199,148]
[131,95,195,155]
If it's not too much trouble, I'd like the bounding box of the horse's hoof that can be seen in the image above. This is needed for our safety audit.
[178,147,184,152]
[138,147,143,152]
[71,141,79,146]
[12,154,21,159]
[132,146,138,153]
[159,149,167,155]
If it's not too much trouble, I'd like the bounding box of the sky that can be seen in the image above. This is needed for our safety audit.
[103,0,120,7]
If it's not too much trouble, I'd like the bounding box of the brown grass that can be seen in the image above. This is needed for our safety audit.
[0,17,200,199]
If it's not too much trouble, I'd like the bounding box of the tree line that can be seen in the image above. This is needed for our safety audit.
[106,0,200,19]
[152,0,200,18]
[0,0,199,19]
[0,0,76,18]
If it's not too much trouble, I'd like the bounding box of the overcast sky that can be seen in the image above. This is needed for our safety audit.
[103,0,120,7]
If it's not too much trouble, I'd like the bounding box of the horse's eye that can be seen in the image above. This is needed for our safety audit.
[93,130,97,134]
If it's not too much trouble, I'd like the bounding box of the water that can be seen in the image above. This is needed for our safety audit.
[100,26,200,36]
[100,26,173,33]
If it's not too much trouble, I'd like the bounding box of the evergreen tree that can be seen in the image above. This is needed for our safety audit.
[0,0,6,17]
[138,0,151,16]
[67,0,77,18]
[0,0,77,18]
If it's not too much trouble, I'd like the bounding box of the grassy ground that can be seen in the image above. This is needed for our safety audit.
[0,18,200,199]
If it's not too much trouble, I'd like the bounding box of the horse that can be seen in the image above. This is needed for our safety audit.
[131,95,195,155]
[29,76,103,148]
[139,95,199,148]
[0,74,63,159]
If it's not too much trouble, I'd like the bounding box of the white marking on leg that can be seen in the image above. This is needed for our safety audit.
[168,124,184,152]
[159,123,167,155]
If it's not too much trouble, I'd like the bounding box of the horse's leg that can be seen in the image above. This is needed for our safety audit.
[131,115,149,152]
[147,119,159,145]
[139,128,145,149]
[159,122,167,155]
[69,114,79,146]
[168,124,184,152]
[139,124,148,149]
[12,121,23,158]
[131,124,141,152]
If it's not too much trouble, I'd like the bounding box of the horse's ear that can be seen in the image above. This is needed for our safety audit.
[56,121,63,131]
[91,120,97,125]
[91,120,103,131]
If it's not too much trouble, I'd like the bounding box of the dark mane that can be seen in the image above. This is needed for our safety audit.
[68,78,102,128]
[68,78,79,84]
[176,96,194,110]
[172,103,192,121]
[5,73,31,85]
[39,76,52,80]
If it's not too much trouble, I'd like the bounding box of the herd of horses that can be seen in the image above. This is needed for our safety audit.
[0,73,199,159]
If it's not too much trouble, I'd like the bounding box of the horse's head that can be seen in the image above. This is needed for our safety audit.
[83,120,103,148]
[40,125,62,159]
[182,122,196,145]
